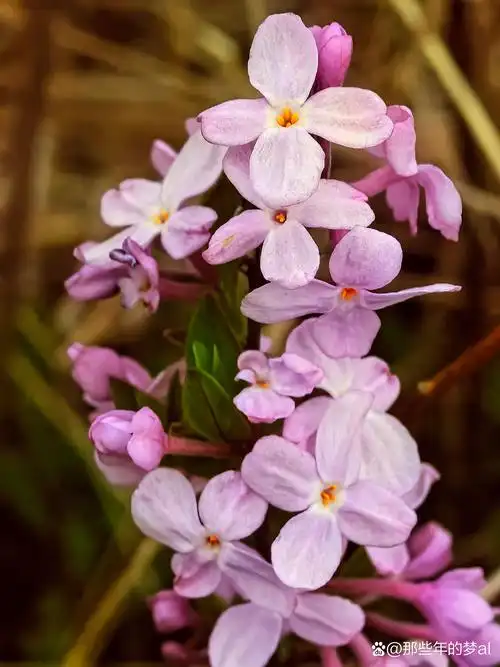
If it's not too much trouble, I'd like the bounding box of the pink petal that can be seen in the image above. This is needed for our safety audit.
[198,471,268,541]
[203,210,270,265]
[234,386,295,423]
[101,189,146,227]
[81,226,158,265]
[161,228,210,260]
[303,87,393,148]
[209,603,282,667]
[283,396,331,444]
[248,13,317,106]
[261,221,319,288]
[361,283,462,310]
[185,117,200,136]
[223,144,265,208]
[312,23,353,89]
[241,280,337,324]
[199,98,267,146]
[120,178,163,211]
[151,139,177,177]
[405,522,452,580]
[311,308,381,358]
[161,129,226,210]
[291,179,374,230]
[127,431,164,471]
[386,178,420,234]
[360,412,420,496]
[338,480,416,547]
[169,206,217,232]
[417,164,462,241]
[219,542,296,616]
[241,436,319,512]
[172,552,222,598]
[95,451,145,487]
[250,127,324,209]
[316,391,372,485]
[272,510,342,589]
[384,105,418,176]
[350,356,400,412]
[366,544,410,576]
[290,593,365,646]
[269,353,323,397]
[131,468,204,552]
[329,227,403,290]
[402,463,440,510]
[238,350,269,375]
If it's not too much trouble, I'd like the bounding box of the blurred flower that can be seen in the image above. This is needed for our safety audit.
[148,590,197,634]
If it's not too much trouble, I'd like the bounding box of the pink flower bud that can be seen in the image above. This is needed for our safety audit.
[149,590,196,634]
[161,641,190,662]
[310,22,353,90]
[89,410,135,455]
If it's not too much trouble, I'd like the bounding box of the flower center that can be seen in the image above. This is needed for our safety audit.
[273,210,287,224]
[256,379,270,388]
[320,485,337,507]
[152,208,170,225]
[276,107,299,128]
[205,534,221,548]
[340,287,358,301]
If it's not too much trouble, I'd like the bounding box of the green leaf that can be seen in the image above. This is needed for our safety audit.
[109,378,138,411]
[217,262,248,346]
[165,370,183,425]
[182,370,222,442]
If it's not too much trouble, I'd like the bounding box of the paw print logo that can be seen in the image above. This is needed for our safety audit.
[372,642,386,657]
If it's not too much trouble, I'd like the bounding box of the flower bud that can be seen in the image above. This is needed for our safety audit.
[149,590,196,634]
[89,410,135,455]
[310,22,353,90]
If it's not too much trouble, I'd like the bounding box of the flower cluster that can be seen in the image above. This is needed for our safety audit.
[65,11,499,667]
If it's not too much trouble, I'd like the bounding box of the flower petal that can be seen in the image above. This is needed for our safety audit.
[241,436,319,511]
[366,544,410,576]
[311,308,381,358]
[359,411,420,496]
[338,481,416,547]
[151,139,177,177]
[417,164,462,241]
[172,552,222,598]
[303,87,393,148]
[290,593,365,646]
[131,468,204,552]
[199,99,267,147]
[209,603,282,667]
[238,350,269,375]
[161,129,226,210]
[383,105,418,177]
[234,387,295,423]
[329,227,402,290]
[291,180,375,230]
[386,178,420,234]
[402,463,440,510]
[350,356,400,412]
[161,228,210,260]
[81,226,158,265]
[360,283,462,310]
[248,13,317,106]
[269,353,323,397]
[316,391,372,485]
[198,471,268,541]
[223,144,265,208]
[261,221,320,288]
[241,280,337,324]
[250,127,324,208]
[283,396,331,444]
[405,522,453,580]
[101,189,146,227]
[169,206,217,232]
[120,179,163,211]
[95,451,145,487]
[203,210,270,265]
[272,510,342,589]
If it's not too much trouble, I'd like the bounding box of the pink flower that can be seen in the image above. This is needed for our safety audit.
[89,407,165,485]
[199,13,393,208]
[82,130,226,265]
[148,589,197,634]
[131,469,268,598]
[310,22,353,90]
[203,144,374,287]
[242,226,461,357]
[110,238,160,312]
[210,545,364,667]
[241,426,416,590]
[283,319,421,496]
[355,106,462,241]
[67,343,153,411]
[233,346,323,424]
[65,242,127,301]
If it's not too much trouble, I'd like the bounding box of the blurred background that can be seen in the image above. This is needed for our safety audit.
[2,0,500,663]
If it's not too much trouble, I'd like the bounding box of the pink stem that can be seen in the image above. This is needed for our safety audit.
[367,612,436,641]
[350,634,377,666]
[351,165,401,198]
[329,228,350,248]
[320,647,343,667]
[166,434,231,459]
[158,276,209,301]
[328,577,421,603]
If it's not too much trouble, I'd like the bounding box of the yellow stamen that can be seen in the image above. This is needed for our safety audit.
[256,380,270,389]
[206,534,221,547]
[222,234,235,248]
[152,209,170,225]
[276,107,299,128]
[340,287,358,301]
[273,210,287,224]
[320,485,337,507]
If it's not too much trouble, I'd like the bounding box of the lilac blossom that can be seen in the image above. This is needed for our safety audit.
[64,242,127,301]
[310,22,352,90]
[132,468,268,598]
[199,13,393,208]
[241,426,416,590]
[210,544,364,667]
[242,226,461,357]
[109,238,160,312]
[81,130,226,265]
[148,590,197,634]
[354,105,462,241]
[203,144,374,287]
[233,344,323,423]
[283,319,421,496]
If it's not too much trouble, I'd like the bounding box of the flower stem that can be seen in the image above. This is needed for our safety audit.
[320,647,344,667]
[350,634,377,666]
[328,577,420,602]
[158,275,209,301]
[351,166,401,198]
[167,434,231,458]
[367,612,436,641]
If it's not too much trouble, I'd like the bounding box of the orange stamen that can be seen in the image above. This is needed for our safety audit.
[206,534,220,547]
[320,485,337,507]
[152,209,170,225]
[273,210,287,224]
[340,287,358,301]
[276,107,299,128]
[256,379,270,389]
